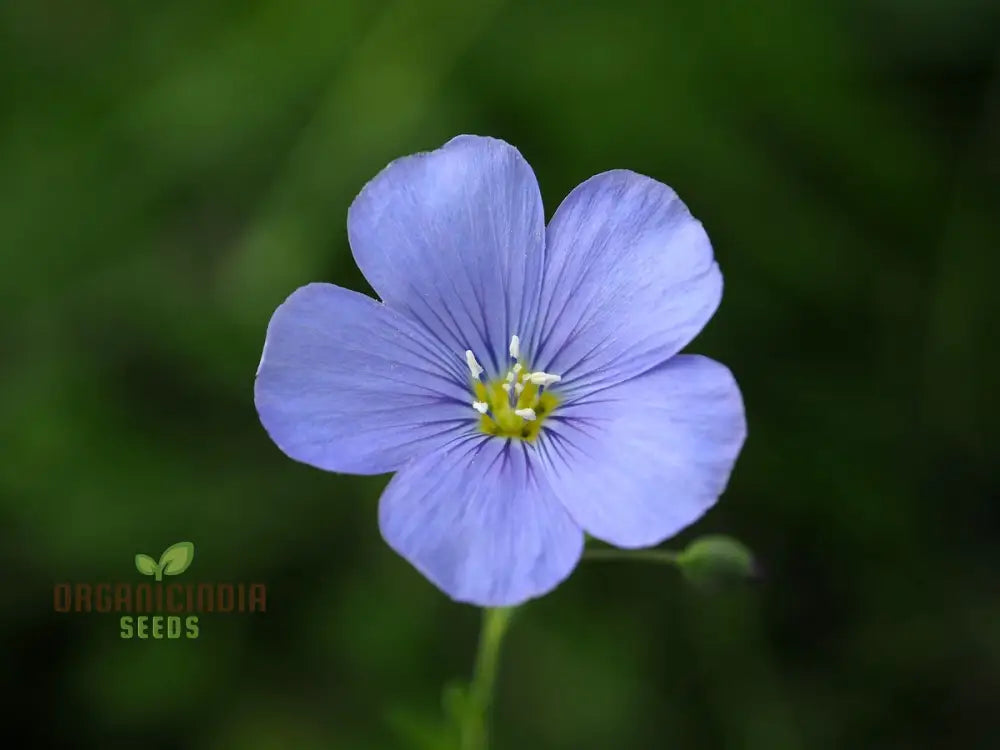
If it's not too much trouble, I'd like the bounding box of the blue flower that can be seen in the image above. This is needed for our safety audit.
[254,135,746,607]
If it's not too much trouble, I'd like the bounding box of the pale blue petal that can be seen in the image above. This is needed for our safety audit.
[254,283,474,475]
[538,355,746,547]
[531,171,722,398]
[379,435,584,606]
[347,135,545,377]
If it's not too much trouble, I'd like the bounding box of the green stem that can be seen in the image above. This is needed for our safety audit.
[582,548,680,565]
[461,606,515,750]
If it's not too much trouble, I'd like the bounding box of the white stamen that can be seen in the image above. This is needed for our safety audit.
[514,382,524,395]
[528,371,561,386]
[509,335,520,360]
[465,350,484,379]
[513,363,522,374]
[505,371,515,383]
[514,408,537,421]
[472,401,489,414]
[501,383,511,394]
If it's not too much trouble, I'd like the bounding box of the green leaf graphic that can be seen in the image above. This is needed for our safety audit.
[134,553,158,576]
[158,541,195,577]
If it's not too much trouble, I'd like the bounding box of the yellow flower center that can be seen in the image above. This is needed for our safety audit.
[464,336,561,443]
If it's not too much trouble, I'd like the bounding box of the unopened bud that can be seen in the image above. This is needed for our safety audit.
[676,535,758,591]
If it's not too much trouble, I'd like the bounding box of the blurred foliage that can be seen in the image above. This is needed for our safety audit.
[1,0,998,748]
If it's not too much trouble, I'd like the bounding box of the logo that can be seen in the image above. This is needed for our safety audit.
[53,542,267,639]
[134,541,195,581]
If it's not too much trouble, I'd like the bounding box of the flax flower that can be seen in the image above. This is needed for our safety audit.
[255,136,746,606]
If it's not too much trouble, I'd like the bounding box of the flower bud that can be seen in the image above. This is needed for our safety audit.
[676,534,758,591]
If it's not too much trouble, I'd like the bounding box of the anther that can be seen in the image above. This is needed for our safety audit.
[465,350,484,379]
[528,372,561,386]
[472,401,489,414]
[514,408,537,421]
[509,335,520,360]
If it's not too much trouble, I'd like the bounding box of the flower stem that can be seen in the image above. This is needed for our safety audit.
[582,548,679,565]
[460,606,515,750]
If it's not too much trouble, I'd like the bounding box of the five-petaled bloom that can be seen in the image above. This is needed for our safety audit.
[254,135,746,607]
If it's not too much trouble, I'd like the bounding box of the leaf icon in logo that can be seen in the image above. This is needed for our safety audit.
[158,541,195,577]
[135,554,158,576]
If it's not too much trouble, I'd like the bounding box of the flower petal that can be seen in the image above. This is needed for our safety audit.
[538,355,746,548]
[379,435,584,606]
[347,135,546,376]
[531,170,722,397]
[254,283,474,475]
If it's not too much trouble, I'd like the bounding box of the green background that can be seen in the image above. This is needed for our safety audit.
[2,0,998,747]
